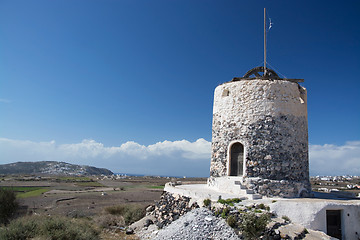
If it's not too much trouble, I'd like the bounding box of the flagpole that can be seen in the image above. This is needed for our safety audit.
[264,8,267,76]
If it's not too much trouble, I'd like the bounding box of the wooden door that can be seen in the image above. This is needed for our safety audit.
[230,143,244,176]
[326,210,342,240]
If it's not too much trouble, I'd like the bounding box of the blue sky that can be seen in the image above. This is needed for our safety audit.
[0,0,359,177]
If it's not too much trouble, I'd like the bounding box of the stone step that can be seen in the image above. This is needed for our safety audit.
[223,187,262,200]
[232,188,248,195]
[229,177,243,182]
[234,181,247,189]
[250,194,262,200]
[240,185,247,189]
[246,189,255,194]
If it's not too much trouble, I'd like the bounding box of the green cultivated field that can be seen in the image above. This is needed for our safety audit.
[147,185,165,189]
[0,186,50,198]
[57,176,93,182]
[75,181,104,187]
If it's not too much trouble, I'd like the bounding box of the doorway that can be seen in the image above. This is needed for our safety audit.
[326,210,342,240]
[229,142,244,176]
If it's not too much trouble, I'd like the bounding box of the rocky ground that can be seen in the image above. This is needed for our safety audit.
[138,208,240,240]
[130,192,336,240]
[12,178,169,217]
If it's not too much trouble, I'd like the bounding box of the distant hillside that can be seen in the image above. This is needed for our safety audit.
[0,161,113,176]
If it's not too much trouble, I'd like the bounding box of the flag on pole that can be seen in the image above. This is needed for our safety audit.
[268,18,273,30]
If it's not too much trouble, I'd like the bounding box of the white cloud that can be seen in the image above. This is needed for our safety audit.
[309,141,360,176]
[0,137,359,177]
[0,137,212,177]
[57,138,211,161]
[0,98,11,103]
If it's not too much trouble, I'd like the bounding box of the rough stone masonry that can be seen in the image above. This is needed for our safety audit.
[209,76,311,197]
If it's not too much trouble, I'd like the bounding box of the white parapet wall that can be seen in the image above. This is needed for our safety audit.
[164,183,246,202]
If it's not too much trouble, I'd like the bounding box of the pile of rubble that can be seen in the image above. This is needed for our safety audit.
[131,192,336,239]
[152,208,240,240]
[146,192,199,228]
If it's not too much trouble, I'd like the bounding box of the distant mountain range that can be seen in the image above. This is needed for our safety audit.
[0,161,113,176]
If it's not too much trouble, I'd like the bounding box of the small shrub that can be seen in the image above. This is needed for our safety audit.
[254,209,262,213]
[238,209,245,213]
[0,188,18,225]
[282,215,290,222]
[105,205,124,215]
[220,207,230,219]
[272,200,277,203]
[0,215,99,240]
[232,198,242,203]
[93,214,125,229]
[239,212,270,240]
[0,216,38,239]
[217,198,242,205]
[105,204,145,225]
[257,203,265,209]
[214,209,222,217]
[203,199,211,207]
[226,215,237,228]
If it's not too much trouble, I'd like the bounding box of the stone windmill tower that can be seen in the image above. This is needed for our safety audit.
[207,9,311,198]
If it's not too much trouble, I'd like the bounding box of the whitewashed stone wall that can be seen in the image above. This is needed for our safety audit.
[270,199,360,240]
[210,79,311,197]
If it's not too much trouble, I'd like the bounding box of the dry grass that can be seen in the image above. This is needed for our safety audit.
[105,204,145,225]
[92,214,125,229]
